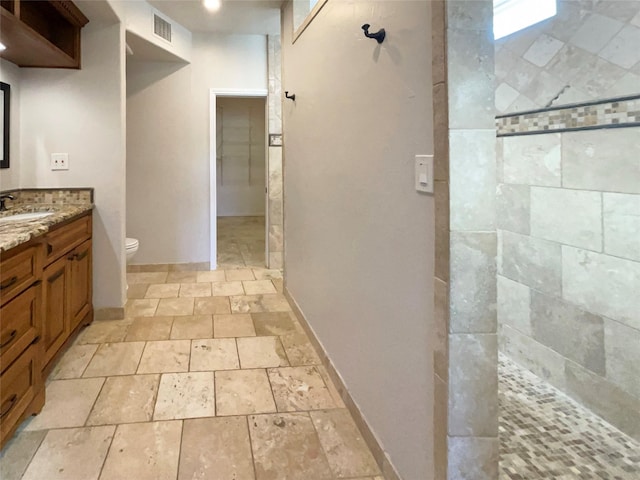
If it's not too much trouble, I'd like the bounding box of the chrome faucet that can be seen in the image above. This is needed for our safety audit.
[0,194,15,212]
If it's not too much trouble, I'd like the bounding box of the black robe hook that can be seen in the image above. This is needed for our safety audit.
[285,91,296,101]
[362,24,385,44]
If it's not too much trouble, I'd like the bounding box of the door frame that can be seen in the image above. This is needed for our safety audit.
[209,88,269,269]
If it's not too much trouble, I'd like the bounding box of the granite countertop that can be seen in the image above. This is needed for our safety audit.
[0,204,94,252]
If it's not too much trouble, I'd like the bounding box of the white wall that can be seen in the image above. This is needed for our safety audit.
[0,59,21,191]
[216,97,266,217]
[19,19,126,310]
[282,2,435,479]
[126,33,267,265]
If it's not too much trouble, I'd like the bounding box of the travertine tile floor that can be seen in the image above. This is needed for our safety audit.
[218,216,266,268]
[500,354,640,479]
[0,268,383,480]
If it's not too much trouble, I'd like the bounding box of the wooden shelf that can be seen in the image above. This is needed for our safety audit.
[0,1,89,69]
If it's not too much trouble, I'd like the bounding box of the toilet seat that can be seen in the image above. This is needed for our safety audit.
[126,237,139,251]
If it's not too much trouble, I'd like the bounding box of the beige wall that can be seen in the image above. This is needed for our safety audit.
[282,2,435,478]
[19,19,127,310]
[0,59,21,191]
[126,33,267,265]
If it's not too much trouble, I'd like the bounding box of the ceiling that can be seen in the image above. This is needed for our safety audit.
[76,0,120,23]
[126,31,187,62]
[148,0,282,35]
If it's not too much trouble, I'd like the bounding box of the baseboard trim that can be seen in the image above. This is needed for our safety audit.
[127,262,211,273]
[94,307,125,321]
[283,287,402,480]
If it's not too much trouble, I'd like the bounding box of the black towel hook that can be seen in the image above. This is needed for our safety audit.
[285,91,296,101]
[362,24,385,44]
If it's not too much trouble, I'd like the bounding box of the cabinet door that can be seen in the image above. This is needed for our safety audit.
[68,240,92,332]
[0,283,41,374]
[42,256,69,368]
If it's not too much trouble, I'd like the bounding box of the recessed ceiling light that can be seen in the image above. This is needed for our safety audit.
[0,42,6,51]
[203,0,221,11]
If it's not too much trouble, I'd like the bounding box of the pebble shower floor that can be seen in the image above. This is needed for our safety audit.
[499,354,640,479]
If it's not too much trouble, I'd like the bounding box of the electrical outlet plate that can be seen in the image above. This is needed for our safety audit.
[51,153,69,171]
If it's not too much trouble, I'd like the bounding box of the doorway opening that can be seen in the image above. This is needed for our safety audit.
[209,91,268,269]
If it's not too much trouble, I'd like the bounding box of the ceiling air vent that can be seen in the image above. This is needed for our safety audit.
[153,14,172,42]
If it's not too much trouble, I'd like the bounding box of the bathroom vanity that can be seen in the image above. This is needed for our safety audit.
[0,189,93,449]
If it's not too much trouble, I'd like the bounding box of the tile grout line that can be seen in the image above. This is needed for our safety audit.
[95,424,118,480]
[276,334,293,367]
[82,376,108,427]
[243,415,259,480]
[11,427,49,479]
[263,366,280,414]
[212,366,217,418]
[233,336,243,371]
[133,340,148,375]
[307,410,338,478]
[175,420,185,480]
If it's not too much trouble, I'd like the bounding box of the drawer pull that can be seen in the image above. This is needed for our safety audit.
[31,335,41,345]
[0,276,18,290]
[0,330,17,349]
[48,269,65,283]
[68,251,89,262]
[75,251,89,261]
[0,394,18,418]
[47,243,53,255]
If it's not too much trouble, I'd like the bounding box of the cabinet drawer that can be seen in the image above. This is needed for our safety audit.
[0,344,40,444]
[45,215,91,265]
[0,284,41,375]
[0,245,42,306]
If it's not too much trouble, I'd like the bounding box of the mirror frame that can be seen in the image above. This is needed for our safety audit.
[0,82,9,169]
[292,0,328,43]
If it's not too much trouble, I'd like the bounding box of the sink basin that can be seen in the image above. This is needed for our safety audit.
[0,212,54,224]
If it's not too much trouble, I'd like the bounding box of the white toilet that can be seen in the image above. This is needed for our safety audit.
[126,237,139,263]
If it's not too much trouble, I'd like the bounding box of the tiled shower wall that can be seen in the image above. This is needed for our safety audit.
[432,1,499,478]
[495,0,640,114]
[267,35,283,269]
[497,125,640,440]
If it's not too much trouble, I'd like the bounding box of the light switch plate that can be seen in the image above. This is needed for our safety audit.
[415,154,433,193]
[51,153,69,171]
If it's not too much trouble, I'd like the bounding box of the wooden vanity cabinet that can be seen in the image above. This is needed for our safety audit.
[0,243,44,450]
[0,211,93,449]
[41,213,93,373]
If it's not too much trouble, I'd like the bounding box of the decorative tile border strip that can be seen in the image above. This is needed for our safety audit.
[0,188,94,206]
[496,95,640,137]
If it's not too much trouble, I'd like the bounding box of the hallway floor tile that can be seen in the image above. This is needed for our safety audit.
[218,216,266,269]
[0,267,382,480]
